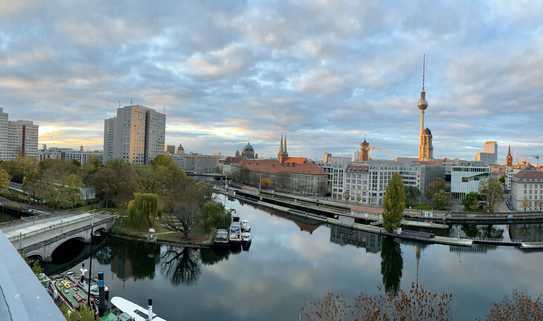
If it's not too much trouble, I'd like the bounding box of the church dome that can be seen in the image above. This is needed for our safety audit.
[243,143,254,153]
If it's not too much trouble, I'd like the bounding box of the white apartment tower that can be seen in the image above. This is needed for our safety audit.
[0,109,8,160]
[103,105,166,165]
[7,120,39,159]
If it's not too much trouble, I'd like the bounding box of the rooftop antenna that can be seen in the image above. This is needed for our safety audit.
[422,54,426,91]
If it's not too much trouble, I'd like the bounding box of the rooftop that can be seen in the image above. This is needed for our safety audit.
[514,169,543,181]
[237,159,326,175]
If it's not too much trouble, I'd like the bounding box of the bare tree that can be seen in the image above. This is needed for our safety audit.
[480,290,543,321]
[302,283,452,321]
[300,292,348,321]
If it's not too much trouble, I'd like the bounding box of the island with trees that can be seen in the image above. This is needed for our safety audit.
[0,155,231,246]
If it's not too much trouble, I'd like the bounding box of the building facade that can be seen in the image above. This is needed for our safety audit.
[330,159,443,206]
[511,170,543,212]
[231,136,328,196]
[171,153,221,174]
[40,147,102,165]
[8,120,39,160]
[475,141,498,165]
[103,105,166,165]
[450,162,491,199]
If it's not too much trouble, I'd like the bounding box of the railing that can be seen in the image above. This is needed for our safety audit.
[9,214,115,250]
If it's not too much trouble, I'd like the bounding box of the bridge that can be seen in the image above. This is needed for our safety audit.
[0,212,116,262]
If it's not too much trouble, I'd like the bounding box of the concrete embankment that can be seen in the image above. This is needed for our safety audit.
[227,192,473,248]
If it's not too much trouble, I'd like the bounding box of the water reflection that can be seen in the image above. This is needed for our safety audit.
[330,225,381,253]
[380,237,403,296]
[110,238,160,281]
[509,224,543,242]
[160,247,201,286]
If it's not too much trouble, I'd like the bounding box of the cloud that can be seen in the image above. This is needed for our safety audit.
[0,0,540,162]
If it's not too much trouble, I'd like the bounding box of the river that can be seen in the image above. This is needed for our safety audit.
[45,195,543,321]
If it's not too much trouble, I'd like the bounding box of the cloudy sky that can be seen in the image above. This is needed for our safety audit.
[1,1,542,162]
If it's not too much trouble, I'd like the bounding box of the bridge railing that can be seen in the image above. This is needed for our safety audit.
[9,214,114,248]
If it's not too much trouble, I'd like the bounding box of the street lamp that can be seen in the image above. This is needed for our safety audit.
[87,215,94,308]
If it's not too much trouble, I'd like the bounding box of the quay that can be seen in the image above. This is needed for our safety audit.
[224,186,543,225]
[223,189,473,248]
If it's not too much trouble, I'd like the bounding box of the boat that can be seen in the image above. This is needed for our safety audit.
[214,229,229,245]
[241,219,251,232]
[229,223,241,242]
[104,297,167,321]
[241,231,252,243]
[37,273,59,300]
[52,275,98,312]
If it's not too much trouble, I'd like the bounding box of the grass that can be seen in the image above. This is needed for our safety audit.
[111,216,214,246]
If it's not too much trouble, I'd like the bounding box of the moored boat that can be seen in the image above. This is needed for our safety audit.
[106,297,167,321]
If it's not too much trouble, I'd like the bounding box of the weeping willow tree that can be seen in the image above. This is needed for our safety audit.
[127,193,160,230]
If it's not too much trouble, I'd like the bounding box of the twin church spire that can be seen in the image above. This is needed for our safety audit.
[278,134,289,164]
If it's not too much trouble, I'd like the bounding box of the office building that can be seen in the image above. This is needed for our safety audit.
[475,141,498,165]
[40,147,102,165]
[330,159,443,206]
[449,161,491,199]
[8,120,39,160]
[511,170,543,211]
[166,145,175,154]
[172,153,221,174]
[103,105,166,165]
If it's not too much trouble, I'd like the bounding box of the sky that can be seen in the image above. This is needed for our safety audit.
[1,0,542,162]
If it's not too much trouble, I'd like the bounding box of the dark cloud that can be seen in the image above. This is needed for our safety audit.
[0,0,541,163]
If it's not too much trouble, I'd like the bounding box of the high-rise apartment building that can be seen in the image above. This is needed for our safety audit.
[8,120,39,159]
[474,140,498,165]
[0,109,8,160]
[103,105,166,165]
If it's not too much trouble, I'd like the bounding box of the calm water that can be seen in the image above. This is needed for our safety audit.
[47,196,543,321]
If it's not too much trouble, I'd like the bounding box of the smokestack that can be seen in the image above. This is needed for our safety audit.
[148,299,153,321]
[98,272,105,316]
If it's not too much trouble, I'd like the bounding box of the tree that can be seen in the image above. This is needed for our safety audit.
[479,177,504,213]
[31,260,43,275]
[426,178,450,210]
[0,157,38,184]
[481,290,543,321]
[200,201,232,233]
[302,283,452,321]
[0,168,10,190]
[23,159,85,208]
[462,192,480,212]
[91,160,140,208]
[404,186,421,208]
[127,193,160,230]
[383,173,405,232]
[167,180,212,239]
[261,177,273,190]
[62,304,96,321]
